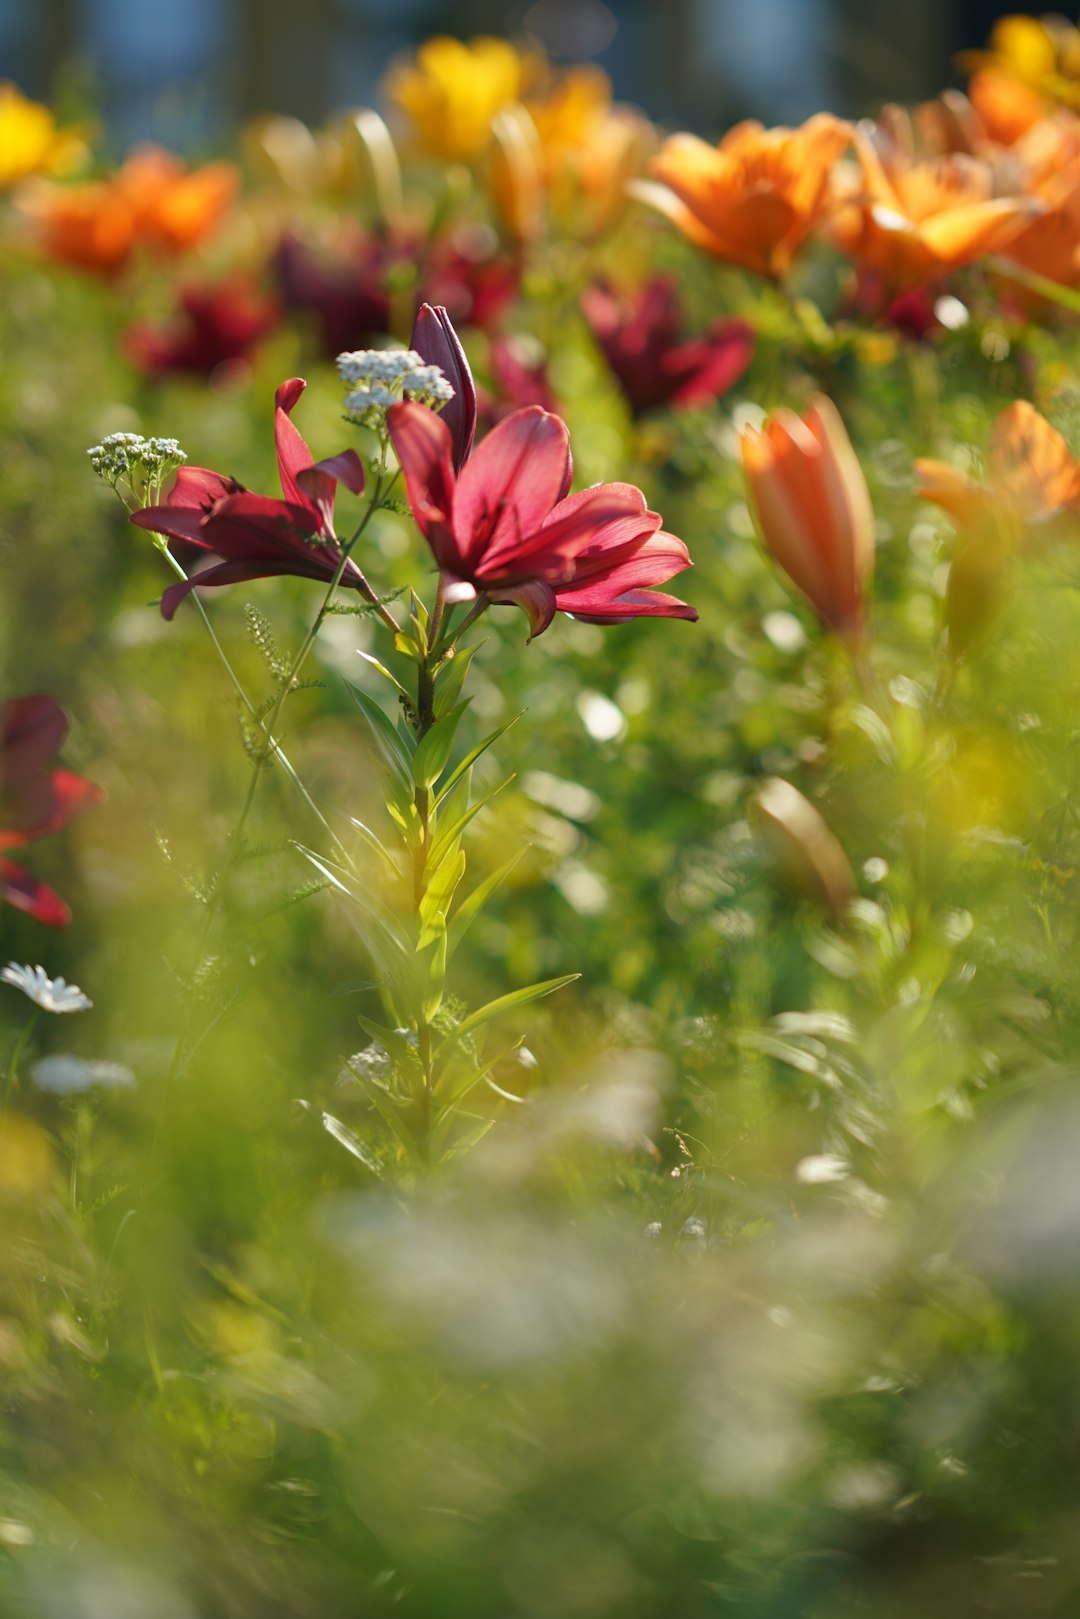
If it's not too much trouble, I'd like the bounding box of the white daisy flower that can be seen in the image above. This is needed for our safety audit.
[1,963,93,1014]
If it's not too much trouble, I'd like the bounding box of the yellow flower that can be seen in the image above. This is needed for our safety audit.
[961,14,1080,111]
[384,35,539,160]
[0,82,87,190]
[525,65,656,235]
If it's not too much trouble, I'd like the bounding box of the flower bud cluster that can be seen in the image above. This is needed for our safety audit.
[336,347,454,428]
[87,432,187,496]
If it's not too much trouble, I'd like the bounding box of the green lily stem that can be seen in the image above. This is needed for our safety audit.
[4,1011,38,1109]
[153,541,350,863]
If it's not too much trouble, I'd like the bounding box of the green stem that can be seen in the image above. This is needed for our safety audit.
[4,1011,38,1109]
[985,255,1080,317]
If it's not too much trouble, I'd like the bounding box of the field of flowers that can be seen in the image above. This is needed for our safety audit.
[7,12,1080,1615]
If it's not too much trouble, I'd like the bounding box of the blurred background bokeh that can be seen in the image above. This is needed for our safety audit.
[2,0,1027,149]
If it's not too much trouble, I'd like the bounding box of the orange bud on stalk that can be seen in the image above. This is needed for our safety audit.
[753,777,855,917]
[740,396,874,642]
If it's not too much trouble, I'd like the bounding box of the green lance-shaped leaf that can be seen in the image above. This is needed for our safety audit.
[346,681,414,784]
[295,845,411,967]
[433,714,520,808]
[447,847,526,961]
[433,644,479,718]
[434,1037,524,1112]
[313,1105,383,1175]
[356,650,411,702]
[411,702,469,790]
[348,816,402,878]
[417,928,447,1023]
[435,974,579,1060]
[418,847,466,949]
[427,775,514,876]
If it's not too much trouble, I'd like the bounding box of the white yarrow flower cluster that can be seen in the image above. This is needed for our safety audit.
[336,347,454,429]
[87,433,187,500]
[1,962,93,1014]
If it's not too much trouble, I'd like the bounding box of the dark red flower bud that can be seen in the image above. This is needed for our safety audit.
[410,303,477,472]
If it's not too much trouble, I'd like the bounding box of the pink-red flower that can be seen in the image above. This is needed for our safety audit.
[387,400,697,636]
[131,379,366,619]
[124,279,280,380]
[581,275,754,418]
[0,696,103,927]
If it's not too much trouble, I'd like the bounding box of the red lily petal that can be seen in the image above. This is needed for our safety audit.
[481,483,659,584]
[453,407,572,571]
[0,857,71,926]
[561,587,699,624]
[0,769,106,846]
[197,491,329,560]
[387,402,461,572]
[165,465,243,508]
[302,449,365,499]
[274,377,320,509]
[488,580,558,638]
[131,502,216,550]
[160,553,363,619]
[556,531,693,602]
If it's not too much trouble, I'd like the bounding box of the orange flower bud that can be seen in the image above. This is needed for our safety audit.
[740,396,874,641]
[488,106,544,244]
[753,778,855,916]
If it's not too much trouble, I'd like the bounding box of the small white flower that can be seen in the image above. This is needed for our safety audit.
[87,432,186,493]
[337,347,454,427]
[1,963,93,1014]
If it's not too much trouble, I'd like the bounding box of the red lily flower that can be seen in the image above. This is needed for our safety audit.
[581,275,754,419]
[0,695,103,927]
[131,379,366,619]
[387,400,697,636]
[124,279,280,379]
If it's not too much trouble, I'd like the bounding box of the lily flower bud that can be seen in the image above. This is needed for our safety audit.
[741,395,874,642]
[410,303,477,471]
[753,777,855,917]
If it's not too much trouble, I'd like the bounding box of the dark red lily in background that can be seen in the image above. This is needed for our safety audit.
[581,275,754,419]
[388,400,698,636]
[131,379,366,619]
[124,279,281,380]
[274,230,393,359]
[274,226,521,361]
[411,303,477,472]
[481,336,558,427]
[0,695,104,927]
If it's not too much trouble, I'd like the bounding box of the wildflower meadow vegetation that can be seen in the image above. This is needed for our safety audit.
[8,12,1080,1615]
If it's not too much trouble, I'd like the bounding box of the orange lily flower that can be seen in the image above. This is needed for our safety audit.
[994,114,1080,286]
[740,396,874,641]
[916,401,1080,537]
[0,83,87,189]
[967,67,1051,145]
[23,144,237,275]
[832,118,1041,292]
[916,401,1080,658]
[638,113,851,278]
